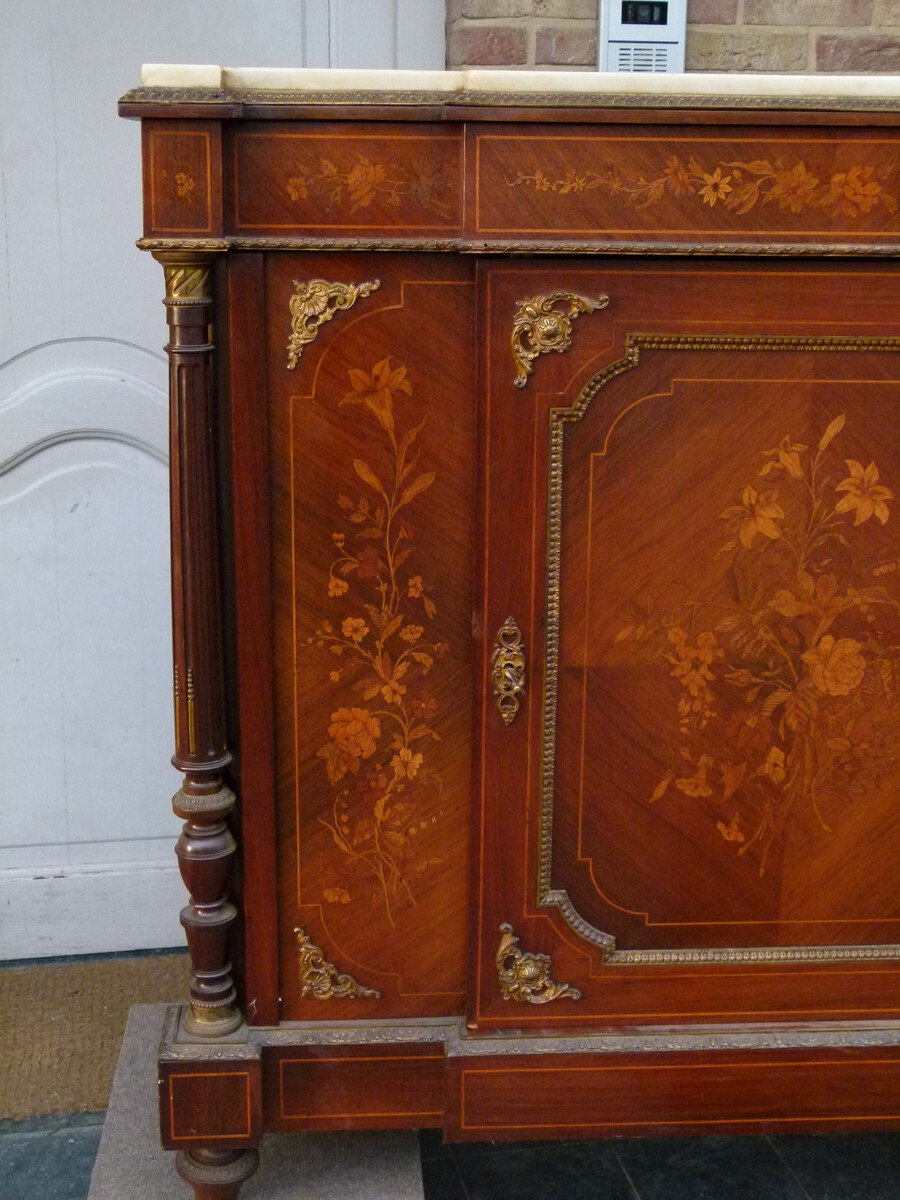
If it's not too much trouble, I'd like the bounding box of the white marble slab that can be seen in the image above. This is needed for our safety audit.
[140,63,900,101]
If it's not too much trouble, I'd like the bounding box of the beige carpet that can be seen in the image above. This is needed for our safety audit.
[0,954,189,1120]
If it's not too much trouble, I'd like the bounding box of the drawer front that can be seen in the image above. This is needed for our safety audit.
[445,1049,900,1140]
[142,118,900,251]
[469,125,900,246]
[263,1045,444,1130]
[159,1061,262,1150]
[228,122,465,237]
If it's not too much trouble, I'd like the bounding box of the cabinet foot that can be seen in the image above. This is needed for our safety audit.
[175,1148,260,1200]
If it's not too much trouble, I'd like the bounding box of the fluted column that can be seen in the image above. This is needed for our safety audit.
[154,251,241,1038]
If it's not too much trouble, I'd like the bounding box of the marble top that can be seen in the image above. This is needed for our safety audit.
[138,64,900,106]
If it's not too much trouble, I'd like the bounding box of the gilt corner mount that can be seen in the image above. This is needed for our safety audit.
[286,278,381,370]
[294,927,381,1000]
[511,290,609,388]
[496,922,581,1004]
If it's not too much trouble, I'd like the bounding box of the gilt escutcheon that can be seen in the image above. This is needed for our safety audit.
[492,617,526,725]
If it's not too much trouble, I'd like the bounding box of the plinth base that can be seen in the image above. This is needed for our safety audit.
[88,1004,425,1200]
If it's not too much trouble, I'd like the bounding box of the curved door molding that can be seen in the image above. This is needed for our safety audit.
[538,332,900,966]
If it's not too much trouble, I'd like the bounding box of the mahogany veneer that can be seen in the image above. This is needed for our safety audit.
[120,76,900,1199]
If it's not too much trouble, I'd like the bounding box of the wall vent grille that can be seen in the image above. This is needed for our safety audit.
[615,42,671,72]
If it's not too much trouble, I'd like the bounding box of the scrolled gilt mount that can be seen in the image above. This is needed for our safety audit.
[496,923,581,1004]
[491,616,526,725]
[511,290,609,387]
[286,278,381,369]
[294,927,381,1000]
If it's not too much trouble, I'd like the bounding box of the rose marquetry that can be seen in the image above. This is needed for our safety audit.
[120,68,900,1200]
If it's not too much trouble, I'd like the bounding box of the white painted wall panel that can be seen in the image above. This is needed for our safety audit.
[0,482,69,862]
[0,0,445,958]
[396,0,447,69]
[0,863,186,959]
[0,108,10,369]
[299,0,445,71]
[335,0,399,67]
[302,0,334,69]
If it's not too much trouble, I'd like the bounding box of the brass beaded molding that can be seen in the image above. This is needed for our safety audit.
[136,236,900,257]
[120,87,900,113]
[538,330,900,968]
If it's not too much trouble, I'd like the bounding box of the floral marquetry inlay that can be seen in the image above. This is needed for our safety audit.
[161,164,196,202]
[287,154,451,218]
[307,357,449,927]
[507,154,898,219]
[614,413,900,877]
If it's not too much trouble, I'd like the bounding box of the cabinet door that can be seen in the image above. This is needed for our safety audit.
[472,259,900,1029]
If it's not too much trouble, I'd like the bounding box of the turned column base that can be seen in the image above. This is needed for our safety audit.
[172,785,244,1038]
[176,1148,260,1200]
[180,989,244,1039]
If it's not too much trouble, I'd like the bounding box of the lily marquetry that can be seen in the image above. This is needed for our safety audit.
[307,357,448,926]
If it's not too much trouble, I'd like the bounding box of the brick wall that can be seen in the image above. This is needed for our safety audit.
[447,0,900,72]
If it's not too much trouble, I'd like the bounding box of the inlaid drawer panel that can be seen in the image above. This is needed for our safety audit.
[263,1045,444,1130]
[159,1060,262,1150]
[228,123,464,235]
[469,125,900,245]
[445,1049,900,1140]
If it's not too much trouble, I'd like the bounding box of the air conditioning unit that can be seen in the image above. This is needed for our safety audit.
[599,0,687,73]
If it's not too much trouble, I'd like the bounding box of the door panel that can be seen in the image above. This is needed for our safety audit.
[267,254,475,1019]
[473,259,900,1027]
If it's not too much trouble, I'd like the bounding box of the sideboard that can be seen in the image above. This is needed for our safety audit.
[119,66,900,1198]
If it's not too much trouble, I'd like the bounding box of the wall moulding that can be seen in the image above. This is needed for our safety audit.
[0,339,168,471]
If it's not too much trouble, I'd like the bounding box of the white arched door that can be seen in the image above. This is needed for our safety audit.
[0,0,445,958]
